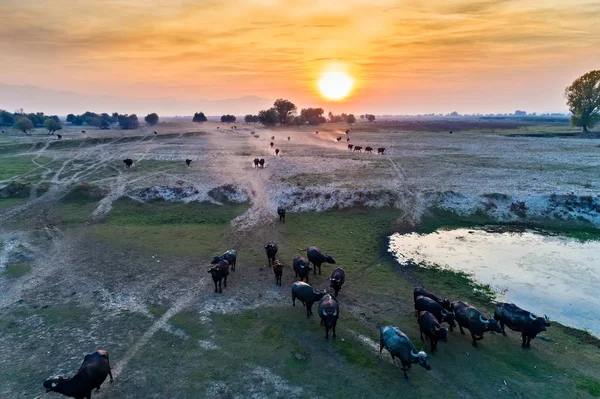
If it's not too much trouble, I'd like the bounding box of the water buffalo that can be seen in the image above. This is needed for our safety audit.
[208,259,229,293]
[347,137,350,142]
[253,158,260,168]
[318,294,339,340]
[315,130,319,134]
[81,130,86,133]
[307,246,336,275]
[273,260,283,286]
[292,256,312,282]
[329,267,345,297]
[353,146,362,152]
[287,136,291,141]
[123,159,133,168]
[337,137,342,142]
[377,147,385,155]
[212,249,237,271]
[414,295,456,331]
[57,134,62,140]
[275,148,280,156]
[277,206,286,223]
[271,136,275,140]
[365,146,373,153]
[494,303,550,348]
[453,301,502,346]
[345,129,350,134]
[379,326,431,379]
[259,159,265,168]
[413,287,452,311]
[292,281,325,317]
[270,142,274,148]
[44,350,113,398]
[265,241,278,266]
[348,144,354,150]
[418,311,448,353]
[154,131,157,134]
[185,159,192,167]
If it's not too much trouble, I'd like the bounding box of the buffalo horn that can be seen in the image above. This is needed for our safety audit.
[479,315,489,324]
[410,350,419,358]
[322,310,327,316]
[529,313,536,321]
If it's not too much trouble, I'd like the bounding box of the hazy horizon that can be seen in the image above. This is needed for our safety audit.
[1,0,599,115]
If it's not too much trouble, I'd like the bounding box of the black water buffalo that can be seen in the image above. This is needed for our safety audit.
[265,241,278,266]
[315,130,319,134]
[365,146,373,153]
[208,259,229,293]
[277,206,286,223]
[270,142,274,148]
[494,303,550,348]
[57,134,62,140]
[318,294,339,340]
[287,136,291,141]
[337,137,342,142]
[81,130,86,133]
[259,158,265,168]
[43,350,113,399]
[185,159,192,167]
[275,148,280,156]
[413,287,452,311]
[348,144,354,150]
[253,158,260,168]
[418,311,448,353]
[271,136,275,140]
[292,256,312,282]
[273,259,283,286]
[379,326,431,380]
[347,137,350,142]
[123,159,133,168]
[453,301,502,346]
[212,249,237,271]
[353,146,362,152]
[292,282,326,317]
[329,267,345,297]
[307,246,336,275]
[414,295,456,331]
[377,147,385,155]
[345,129,350,134]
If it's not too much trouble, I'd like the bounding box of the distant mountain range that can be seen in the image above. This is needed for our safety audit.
[0,84,274,116]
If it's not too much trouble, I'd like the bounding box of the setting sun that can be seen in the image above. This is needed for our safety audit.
[318,71,354,101]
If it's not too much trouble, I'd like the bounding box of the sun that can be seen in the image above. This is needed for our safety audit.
[318,71,354,101]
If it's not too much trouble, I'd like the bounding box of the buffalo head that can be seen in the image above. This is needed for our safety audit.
[440,310,457,328]
[479,315,503,333]
[410,350,432,371]
[210,256,222,265]
[434,325,448,342]
[324,254,336,264]
[529,313,550,331]
[43,377,66,393]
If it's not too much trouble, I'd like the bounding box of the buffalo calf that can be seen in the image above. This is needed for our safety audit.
[44,350,113,398]
[418,311,448,353]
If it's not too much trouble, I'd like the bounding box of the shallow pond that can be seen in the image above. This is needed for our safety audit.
[389,228,600,337]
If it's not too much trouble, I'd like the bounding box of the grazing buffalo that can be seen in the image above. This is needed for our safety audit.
[273,259,283,286]
[265,241,278,266]
[212,249,237,271]
[318,294,339,340]
[275,148,280,156]
[315,131,319,134]
[253,158,260,168]
[354,146,362,152]
[292,281,325,317]
[271,136,275,140]
[348,144,354,150]
[44,350,113,398]
[413,287,452,311]
[287,136,291,141]
[329,267,345,297]
[292,256,312,282]
[57,134,62,140]
[414,295,456,331]
[277,206,286,223]
[418,311,448,353]
[307,246,336,275]
[217,127,220,130]
[453,301,502,346]
[377,147,385,155]
[365,146,373,153]
[123,159,133,168]
[208,259,229,293]
[258,159,265,168]
[494,303,550,348]
[254,135,260,139]
[347,137,350,142]
[337,137,342,142]
[345,129,350,134]
[250,131,254,135]
[270,142,274,148]
[185,159,192,167]
[81,130,86,133]
[154,131,157,135]
[449,131,453,134]
[379,326,431,379]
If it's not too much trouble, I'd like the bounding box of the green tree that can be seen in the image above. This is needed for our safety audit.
[144,113,159,126]
[565,70,600,133]
[366,114,376,122]
[221,115,236,123]
[43,118,62,135]
[193,112,207,123]
[73,116,85,126]
[347,114,356,124]
[273,99,297,125]
[118,114,139,129]
[300,108,326,125]
[0,110,15,126]
[258,108,279,126]
[13,116,33,135]
[245,114,259,123]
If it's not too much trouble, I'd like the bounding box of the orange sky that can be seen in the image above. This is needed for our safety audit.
[1,0,599,115]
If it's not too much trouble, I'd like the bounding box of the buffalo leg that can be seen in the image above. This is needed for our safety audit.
[420,328,424,341]
[402,367,409,380]
[214,281,218,293]
[223,275,227,287]
[431,339,437,353]
[500,321,507,336]
[292,294,296,306]
[332,321,337,339]
[306,304,311,318]
[324,325,329,340]
[521,333,527,348]
[218,280,222,294]
[471,333,479,346]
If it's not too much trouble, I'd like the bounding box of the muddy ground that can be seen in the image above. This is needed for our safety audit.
[1,120,599,398]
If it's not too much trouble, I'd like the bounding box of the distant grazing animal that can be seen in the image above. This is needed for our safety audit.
[123,159,133,168]
[270,142,274,148]
[379,326,431,380]
[253,158,260,168]
[329,267,345,297]
[1,130,4,133]
[265,241,278,266]
[347,137,350,142]
[336,137,342,142]
[287,136,291,141]
[212,249,237,272]
[271,136,275,140]
[217,127,220,129]
[154,131,157,135]
[258,158,265,168]
[273,260,283,286]
[251,131,254,135]
[43,350,113,399]
[449,131,453,134]
[345,129,350,134]
[277,206,286,223]
[275,148,280,156]
[494,303,550,348]
[57,134,62,140]
[365,146,373,153]
[353,146,362,152]
[453,300,502,346]
[315,130,318,134]
[292,281,326,317]
[418,311,448,353]
[208,259,229,293]
[414,295,456,331]
[318,294,339,340]
[348,144,354,150]
[292,256,312,282]
[307,246,336,275]
[413,287,452,311]
[81,130,86,133]
[185,159,192,167]
[377,147,385,155]
[254,135,260,139]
